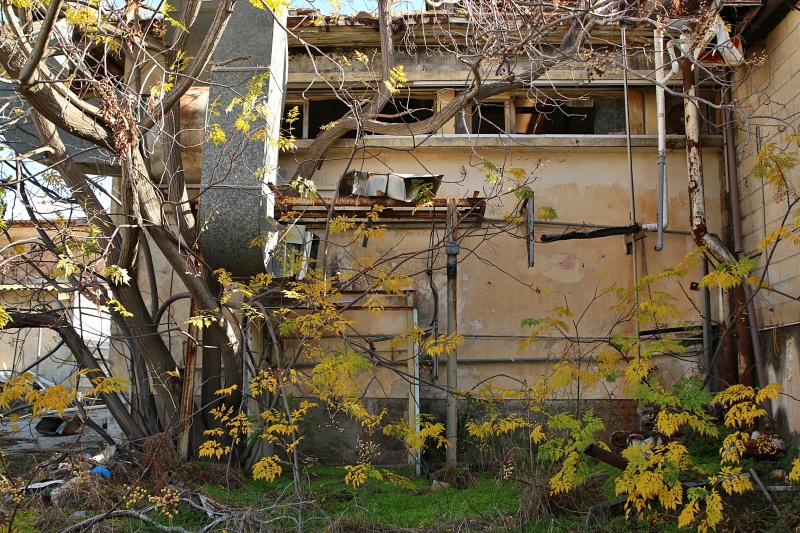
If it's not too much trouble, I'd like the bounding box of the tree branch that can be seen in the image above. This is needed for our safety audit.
[18,0,64,86]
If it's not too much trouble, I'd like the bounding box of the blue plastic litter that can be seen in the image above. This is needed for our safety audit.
[90,466,112,478]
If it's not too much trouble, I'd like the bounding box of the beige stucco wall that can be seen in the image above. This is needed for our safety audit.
[278,134,724,399]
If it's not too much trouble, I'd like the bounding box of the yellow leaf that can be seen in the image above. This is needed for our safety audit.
[215,384,239,396]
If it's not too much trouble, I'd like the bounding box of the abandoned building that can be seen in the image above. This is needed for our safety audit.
[2,0,800,466]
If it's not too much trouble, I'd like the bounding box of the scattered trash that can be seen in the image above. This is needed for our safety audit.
[90,466,112,478]
[69,511,87,520]
[35,416,83,436]
[91,445,117,465]
[51,478,80,507]
[23,479,65,493]
[745,432,786,458]
[430,480,450,491]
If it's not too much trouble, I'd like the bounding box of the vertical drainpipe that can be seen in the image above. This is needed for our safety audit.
[643,29,676,250]
[702,258,713,380]
[722,76,754,388]
[723,71,773,426]
[445,199,459,467]
[407,291,421,476]
[684,57,773,424]
[622,26,641,354]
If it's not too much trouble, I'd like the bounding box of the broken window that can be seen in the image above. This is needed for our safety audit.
[286,97,436,139]
[452,92,641,136]
[471,101,506,134]
[307,99,357,139]
[514,96,632,135]
[377,97,435,127]
[282,103,304,139]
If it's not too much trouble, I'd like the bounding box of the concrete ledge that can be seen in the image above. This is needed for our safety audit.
[293,134,724,151]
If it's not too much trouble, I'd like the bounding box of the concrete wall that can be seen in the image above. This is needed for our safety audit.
[732,8,800,435]
[276,136,724,401]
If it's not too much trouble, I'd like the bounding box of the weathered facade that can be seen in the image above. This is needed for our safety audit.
[3,0,798,464]
[188,2,730,462]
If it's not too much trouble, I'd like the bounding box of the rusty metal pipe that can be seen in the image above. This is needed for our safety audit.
[584,444,629,470]
[722,71,773,426]
[445,198,459,467]
[723,72,744,256]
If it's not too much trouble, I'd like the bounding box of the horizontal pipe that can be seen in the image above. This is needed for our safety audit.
[584,444,629,470]
[541,224,640,243]
[485,218,692,235]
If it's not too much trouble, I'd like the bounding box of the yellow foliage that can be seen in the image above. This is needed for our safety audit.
[92,376,131,395]
[383,65,408,95]
[419,330,463,359]
[102,265,131,286]
[759,225,800,249]
[252,455,283,482]
[354,50,370,64]
[210,404,235,426]
[530,425,546,443]
[520,306,572,350]
[383,470,415,490]
[0,372,35,409]
[226,412,254,444]
[755,382,782,403]
[330,215,357,234]
[705,490,724,531]
[383,417,449,453]
[752,138,798,202]
[0,306,11,328]
[27,384,76,416]
[107,299,134,317]
[186,309,218,329]
[466,413,527,439]
[719,431,749,464]
[624,355,652,384]
[344,463,373,488]
[789,457,800,482]
[718,467,753,495]
[214,384,239,396]
[549,451,582,495]
[198,440,230,460]
[312,351,370,403]
[700,257,757,290]
[615,442,689,514]
[678,498,700,529]
[714,384,781,429]
[250,370,280,397]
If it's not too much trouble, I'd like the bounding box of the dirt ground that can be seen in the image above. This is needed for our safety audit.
[0,406,124,459]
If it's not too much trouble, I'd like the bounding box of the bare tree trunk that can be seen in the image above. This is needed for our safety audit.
[6,310,147,443]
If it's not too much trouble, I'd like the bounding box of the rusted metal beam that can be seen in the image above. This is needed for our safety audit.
[276,195,485,209]
[584,444,629,470]
[275,195,486,227]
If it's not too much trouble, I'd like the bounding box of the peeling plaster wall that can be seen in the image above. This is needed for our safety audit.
[732,8,800,435]
[278,140,724,399]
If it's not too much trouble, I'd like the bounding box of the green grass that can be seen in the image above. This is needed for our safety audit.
[201,466,523,529]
